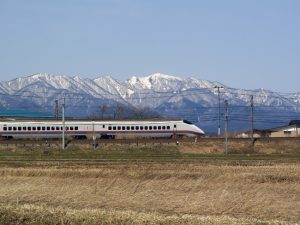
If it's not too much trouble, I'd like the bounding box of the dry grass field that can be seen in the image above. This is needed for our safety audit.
[0,145,299,224]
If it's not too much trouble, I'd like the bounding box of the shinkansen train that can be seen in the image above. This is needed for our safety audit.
[0,119,204,139]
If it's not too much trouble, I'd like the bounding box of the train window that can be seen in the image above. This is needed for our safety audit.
[131,126,134,130]
[149,126,152,130]
[140,126,143,130]
[167,126,170,130]
[28,127,31,131]
[70,127,74,131]
[13,127,17,131]
[113,126,116,130]
[174,125,177,128]
[18,127,22,131]
[158,126,161,130]
[37,127,41,131]
[122,126,125,130]
[8,127,12,131]
[117,126,121,130]
[32,127,36,131]
[23,127,26,131]
[135,126,139,130]
[183,120,192,124]
[75,127,78,130]
[108,126,112,130]
[51,127,55,130]
[66,127,69,130]
[56,127,59,130]
[102,125,105,128]
[3,127,7,131]
[47,127,50,131]
[162,126,166,130]
[145,126,148,130]
[42,127,45,131]
[126,126,130,130]
[153,126,157,130]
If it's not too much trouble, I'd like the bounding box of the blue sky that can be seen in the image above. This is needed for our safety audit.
[0,0,299,92]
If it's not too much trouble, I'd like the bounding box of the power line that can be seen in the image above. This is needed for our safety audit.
[0,86,298,101]
[224,100,228,154]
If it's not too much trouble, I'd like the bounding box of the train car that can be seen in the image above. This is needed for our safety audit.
[0,119,204,139]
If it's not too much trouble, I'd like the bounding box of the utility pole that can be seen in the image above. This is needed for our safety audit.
[297,95,299,113]
[224,100,228,155]
[54,99,58,119]
[62,97,65,150]
[250,95,254,145]
[214,85,224,137]
[296,96,299,137]
[297,96,299,137]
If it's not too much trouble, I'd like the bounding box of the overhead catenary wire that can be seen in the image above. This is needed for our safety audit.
[0,85,298,100]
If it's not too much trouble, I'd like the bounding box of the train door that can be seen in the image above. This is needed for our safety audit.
[173,123,177,138]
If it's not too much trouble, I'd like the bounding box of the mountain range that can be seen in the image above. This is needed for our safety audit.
[0,73,299,134]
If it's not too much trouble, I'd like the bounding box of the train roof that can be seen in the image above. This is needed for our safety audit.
[0,117,183,122]
[0,119,189,125]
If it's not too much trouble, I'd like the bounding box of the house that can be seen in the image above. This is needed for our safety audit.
[269,120,300,137]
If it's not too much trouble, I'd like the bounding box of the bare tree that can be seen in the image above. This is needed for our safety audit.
[113,104,125,119]
[99,104,107,120]
[133,106,152,119]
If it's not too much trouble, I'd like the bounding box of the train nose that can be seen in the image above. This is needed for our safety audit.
[194,125,205,135]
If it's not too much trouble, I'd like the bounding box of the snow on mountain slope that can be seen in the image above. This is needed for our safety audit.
[126,73,217,92]
[122,73,223,108]
[287,93,300,106]
[0,83,9,94]
[3,73,74,92]
[72,76,117,99]
[93,76,128,99]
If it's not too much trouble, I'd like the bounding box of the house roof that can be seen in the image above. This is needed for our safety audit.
[289,120,300,126]
[269,124,297,132]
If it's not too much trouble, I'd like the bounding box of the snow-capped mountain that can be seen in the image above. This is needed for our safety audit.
[126,73,216,91]
[0,73,299,132]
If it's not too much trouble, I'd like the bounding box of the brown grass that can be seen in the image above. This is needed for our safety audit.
[0,162,299,224]
[179,138,300,154]
[0,204,295,225]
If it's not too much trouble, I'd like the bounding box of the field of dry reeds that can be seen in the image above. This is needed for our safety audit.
[0,145,299,224]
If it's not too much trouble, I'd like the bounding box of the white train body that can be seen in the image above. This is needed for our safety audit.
[0,120,204,139]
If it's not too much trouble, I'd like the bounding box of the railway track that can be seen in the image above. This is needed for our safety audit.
[0,138,185,146]
[0,136,299,146]
[1,153,299,164]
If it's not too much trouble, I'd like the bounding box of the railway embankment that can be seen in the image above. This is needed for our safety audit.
[179,137,300,154]
[0,137,299,155]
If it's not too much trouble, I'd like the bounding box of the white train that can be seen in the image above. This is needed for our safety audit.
[0,119,204,139]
